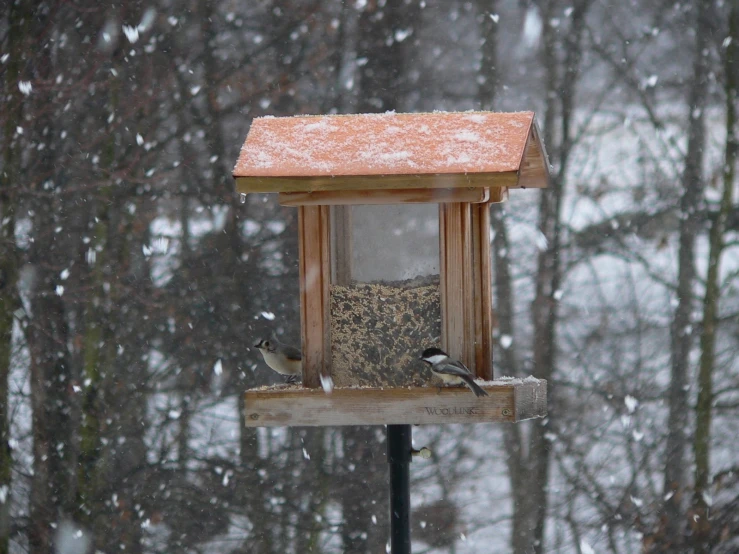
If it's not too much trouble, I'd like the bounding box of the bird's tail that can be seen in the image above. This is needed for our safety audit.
[462,375,489,397]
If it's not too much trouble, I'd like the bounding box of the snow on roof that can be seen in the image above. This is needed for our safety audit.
[234,111,537,178]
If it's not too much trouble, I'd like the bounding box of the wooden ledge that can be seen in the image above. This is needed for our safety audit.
[236,171,520,195]
[243,379,547,427]
[277,187,507,206]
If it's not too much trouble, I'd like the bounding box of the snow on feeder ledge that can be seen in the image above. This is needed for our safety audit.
[233,111,549,427]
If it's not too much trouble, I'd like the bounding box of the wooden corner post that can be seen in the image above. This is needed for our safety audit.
[439,203,475,369]
[298,205,331,388]
[472,203,494,380]
[440,202,494,380]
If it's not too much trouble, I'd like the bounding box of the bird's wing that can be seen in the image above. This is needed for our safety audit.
[435,360,473,377]
[449,359,473,374]
[283,344,302,361]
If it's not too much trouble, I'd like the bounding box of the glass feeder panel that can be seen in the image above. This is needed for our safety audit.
[330,204,441,388]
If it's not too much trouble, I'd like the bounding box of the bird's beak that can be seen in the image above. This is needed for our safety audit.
[253,343,261,348]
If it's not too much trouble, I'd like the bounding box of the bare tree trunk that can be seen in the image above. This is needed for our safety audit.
[94,201,149,554]
[474,3,530,551]
[477,2,590,551]
[0,2,30,550]
[27,223,77,554]
[660,0,712,549]
[22,8,81,551]
[356,0,420,113]
[338,427,387,553]
[492,204,532,553]
[690,3,737,552]
[527,2,590,552]
[292,428,329,552]
[476,0,499,112]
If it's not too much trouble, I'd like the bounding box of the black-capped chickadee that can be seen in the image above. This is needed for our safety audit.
[254,338,302,384]
[419,347,489,398]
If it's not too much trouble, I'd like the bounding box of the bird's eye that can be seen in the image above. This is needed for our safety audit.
[264,341,270,348]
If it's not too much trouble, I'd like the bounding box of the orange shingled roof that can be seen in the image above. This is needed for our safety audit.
[233,111,549,193]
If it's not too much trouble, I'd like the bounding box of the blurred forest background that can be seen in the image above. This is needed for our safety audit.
[1,0,739,553]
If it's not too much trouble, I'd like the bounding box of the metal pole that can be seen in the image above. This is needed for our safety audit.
[387,424,412,554]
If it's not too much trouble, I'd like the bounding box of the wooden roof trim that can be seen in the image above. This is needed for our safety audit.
[517,120,550,189]
[235,171,520,194]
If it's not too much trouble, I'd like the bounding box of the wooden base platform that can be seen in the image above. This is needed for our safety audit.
[243,379,547,427]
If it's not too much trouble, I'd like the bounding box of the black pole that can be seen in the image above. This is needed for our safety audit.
[387,424,412,554]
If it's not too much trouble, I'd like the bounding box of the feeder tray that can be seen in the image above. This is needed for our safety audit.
[244,379,546,427]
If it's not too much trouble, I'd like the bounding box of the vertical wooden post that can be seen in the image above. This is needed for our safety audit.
[439,203,475,368]
[330,206,353,285]
[298,205,331,388]
[472,203,494,380]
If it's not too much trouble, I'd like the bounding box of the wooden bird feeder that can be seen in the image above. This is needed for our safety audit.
[234,111,549,427]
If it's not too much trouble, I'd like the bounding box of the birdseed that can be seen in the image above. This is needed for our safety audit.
[330,275,441,387]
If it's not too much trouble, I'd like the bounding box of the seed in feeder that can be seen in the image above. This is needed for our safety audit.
[330,275,441,387]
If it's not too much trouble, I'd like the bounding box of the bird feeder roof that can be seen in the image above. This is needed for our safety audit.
[233,111,550,194]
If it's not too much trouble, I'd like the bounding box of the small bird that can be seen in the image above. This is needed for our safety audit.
[419,347,489,397]
[254,338,302,384]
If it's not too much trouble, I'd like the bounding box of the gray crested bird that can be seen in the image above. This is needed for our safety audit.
[254,338,302,384]
[419,347,489,397]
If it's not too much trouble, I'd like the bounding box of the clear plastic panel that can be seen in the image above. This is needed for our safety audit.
[330,204,441,387]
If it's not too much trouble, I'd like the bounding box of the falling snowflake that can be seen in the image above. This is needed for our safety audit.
[152,237,169,254]
[122,25,139,44]
[522,6,543,49]
[394,28,412,42]
[643,74,658,89]
[320,373,334,395]
[222,470,232,486]
[535,230,549,251]
[54,521,91,554]
[624,395,638,414]
[138,8,156,33]
[18,81,32,95]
